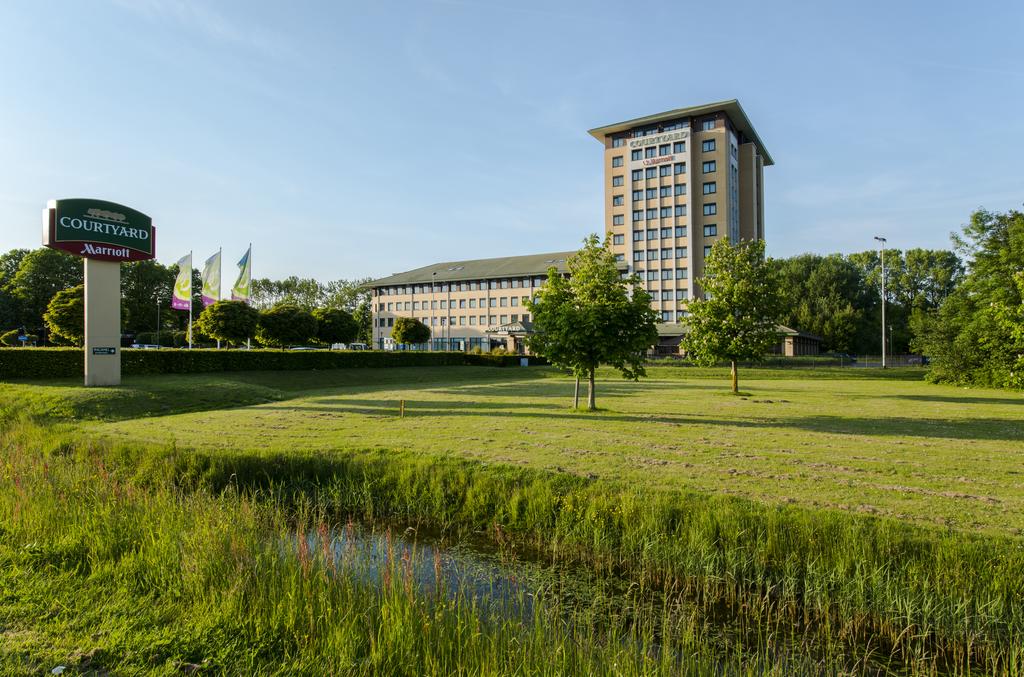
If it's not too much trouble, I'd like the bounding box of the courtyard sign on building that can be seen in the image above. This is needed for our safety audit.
[42,198,157,386]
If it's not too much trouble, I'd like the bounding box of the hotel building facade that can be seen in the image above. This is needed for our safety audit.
[369,100,771,351]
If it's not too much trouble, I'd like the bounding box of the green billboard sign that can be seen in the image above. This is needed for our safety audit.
[43,198,155,262]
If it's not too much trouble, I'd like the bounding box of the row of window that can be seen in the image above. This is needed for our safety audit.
[631,248,688,261]
[380,295,533,312]
[609,117,717,148]
[631,206,688,221]
[629,164,686,180]
[378,314,531,328]
[377,277,549,296]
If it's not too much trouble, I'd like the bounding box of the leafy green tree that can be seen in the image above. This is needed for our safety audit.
[314,307,359,345]
[0,328,37,346]
[196,300,260,346]
[251,276,327,310]
[255,303,318,348]
[43,284,85,346]
[390,316,430,346]
[526,234,658,410]
[7,248,82,337]
[353,301,373,344]
[323,278,372,312]
[912,208,1024,388]
[683,239,782,393]
[121,259,176,334]
[0,249,29,328]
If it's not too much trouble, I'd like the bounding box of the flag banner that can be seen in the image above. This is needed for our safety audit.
[231,246,251,303]
[201,250,221,307]
[171,253,192,310]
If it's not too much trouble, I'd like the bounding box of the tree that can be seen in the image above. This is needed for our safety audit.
[121,259,176,334]
[390,316,430,346]
[0,328,37,346]
[255,303,318,348]
[911,208,1024,388]
[526,234,658,410]
[353,301,373,344]
[683,239,781,393]
[7,248,82,338]
[43,284,85,346]
[323,278,372,312]
[313,307,359,346]
[196,300,260,346]
[251,276,327,310]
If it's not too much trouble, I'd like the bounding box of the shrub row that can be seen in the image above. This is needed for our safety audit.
[0,348,542,380]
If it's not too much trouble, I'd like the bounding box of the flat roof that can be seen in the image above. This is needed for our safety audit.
[588,99,773,166]
[369,250,577,287]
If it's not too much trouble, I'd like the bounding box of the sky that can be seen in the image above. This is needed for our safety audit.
[1,0,1021,281]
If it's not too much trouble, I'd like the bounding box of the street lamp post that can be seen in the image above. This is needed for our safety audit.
[431,271,437,352]
[874,236,887,369]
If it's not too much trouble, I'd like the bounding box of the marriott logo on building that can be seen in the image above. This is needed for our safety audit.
[43,198,156,263]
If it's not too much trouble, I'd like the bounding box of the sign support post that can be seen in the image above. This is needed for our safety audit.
[84,258,122,386]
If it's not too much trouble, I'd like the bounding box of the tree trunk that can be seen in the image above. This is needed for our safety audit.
[731,360,738,394]
[573,375,580,409]
[587,368,596,410]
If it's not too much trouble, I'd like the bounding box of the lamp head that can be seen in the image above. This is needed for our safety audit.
[873,236,887,244]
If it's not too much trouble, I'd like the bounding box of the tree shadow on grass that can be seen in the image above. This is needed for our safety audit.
[878,394,1024,406]
[264,398,1024,442]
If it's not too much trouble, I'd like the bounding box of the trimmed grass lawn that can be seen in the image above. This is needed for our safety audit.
[7,365,1023,536]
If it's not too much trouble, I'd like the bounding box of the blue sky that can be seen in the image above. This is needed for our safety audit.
[1,0,1021,281]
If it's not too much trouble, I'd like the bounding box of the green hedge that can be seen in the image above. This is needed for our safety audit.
[0,348,541,380]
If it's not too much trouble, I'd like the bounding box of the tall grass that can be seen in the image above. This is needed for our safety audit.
[2,410,1022,674]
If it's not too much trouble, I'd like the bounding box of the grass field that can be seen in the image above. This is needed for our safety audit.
[10,364,1020,536]
[2,364,1023,674]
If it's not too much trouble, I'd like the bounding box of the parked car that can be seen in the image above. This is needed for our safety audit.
[347,343,369,351]
[287,346,321,351]
[130,344,161,350]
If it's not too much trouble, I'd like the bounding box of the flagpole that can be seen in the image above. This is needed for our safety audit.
[188,250,193,350]
[216,247,222,350]
[246,244,252,351]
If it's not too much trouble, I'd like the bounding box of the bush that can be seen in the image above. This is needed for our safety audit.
[197,301,259,346]
[0,348,541,380]
[256,304,318,348]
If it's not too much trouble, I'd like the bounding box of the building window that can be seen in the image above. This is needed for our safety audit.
[469,299,476,308]
[511,278,520,288]
[659,186,671,198]
[632,210,643,222]
[511,296,518,307]
[659,165,671,177]
[703,203,717,216]
[499,297,508,307]
[676,247,687,258]
[703,182,717,195]
[674,163,686,175]
[660,227,671,238]
[676,268,688,279]
[488,280,497,290]
[674,183,687,196]
[647,271,657,281]
[645,147,657,158]
[662,311,673,321]
[675,225,687,238]
[613,175,624,186]
[645,167,657,179]
[469,316,476,325]
[612,136,625,148]
[633,251,644,261]
[615,253,624,262]
[459,299,466,308]
[658,144,670,156]
[703,224,718,237]
[675,205,687,216]
[631,149,642,161]
[500,279,509,289]
[480,315,487,324]
[612,234,624,245]
[661,248,672,260]
[704,246,712,258]
[500,315,508,324]
[632,190,643,201]
[646,208,657,220]
[702,139,716,152]
[677,289,688,301]
[646,187,657,199]
[701,119,715,131]
[661,269,672,280]
[660,206,671,218]
[489,298,497,307]
[702,161,716,173]
[673,141,685,153]
[647,249,657,260]
[661,290,672,301]
[613,195,624,206]
[633,231,644,242]
[631,169,642,181]
[646,228,657,240]
[613,214,624,225]
[612,155,623,167]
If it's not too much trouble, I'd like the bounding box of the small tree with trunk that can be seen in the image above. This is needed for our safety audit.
[526,234,658,410]
[43,284,85,346]
[682,238,782,393]
[196,300,259,346]
[391,316,431,346]
[255,303,318,349]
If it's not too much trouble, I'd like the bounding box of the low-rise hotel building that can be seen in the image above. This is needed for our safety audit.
[369,99,772,351]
